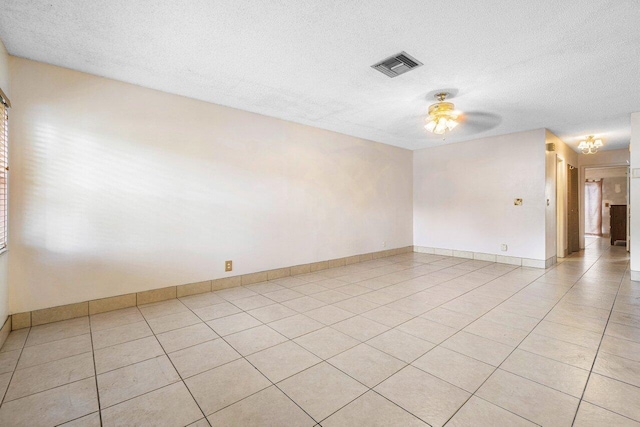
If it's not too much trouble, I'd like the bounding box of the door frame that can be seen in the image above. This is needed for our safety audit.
[579,162,630,249]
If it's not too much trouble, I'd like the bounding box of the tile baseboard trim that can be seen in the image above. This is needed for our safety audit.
[10,245,414,330]
[413,246,555,269]
[631,270,640,282]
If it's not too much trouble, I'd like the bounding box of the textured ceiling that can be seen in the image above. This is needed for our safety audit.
[1,0,639,151]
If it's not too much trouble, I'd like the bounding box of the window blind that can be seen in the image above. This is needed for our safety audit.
[0,96,8,250]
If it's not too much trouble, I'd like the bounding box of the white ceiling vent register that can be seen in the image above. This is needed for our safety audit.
[371,52,423,78]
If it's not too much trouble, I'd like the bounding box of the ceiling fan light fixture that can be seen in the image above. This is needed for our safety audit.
[425,93,460,135]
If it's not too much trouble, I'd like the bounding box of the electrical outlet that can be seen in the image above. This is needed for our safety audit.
[501,244,508,252]
[382,241,386,248]
[225,260,233,272]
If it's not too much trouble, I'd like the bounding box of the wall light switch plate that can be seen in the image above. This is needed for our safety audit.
[225,260,233,272]
[514,198,523,206]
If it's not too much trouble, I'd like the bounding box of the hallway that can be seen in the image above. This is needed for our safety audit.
[0,239,637,426]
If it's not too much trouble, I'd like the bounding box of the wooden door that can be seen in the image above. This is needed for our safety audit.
[610,205,627,245]
[567,165,580,254]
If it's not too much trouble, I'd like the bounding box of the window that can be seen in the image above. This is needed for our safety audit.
[0,88,9,251]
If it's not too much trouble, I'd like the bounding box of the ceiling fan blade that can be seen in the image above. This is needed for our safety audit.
[454,111,502,135]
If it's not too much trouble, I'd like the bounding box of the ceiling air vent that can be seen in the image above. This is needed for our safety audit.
[371,51,423,78]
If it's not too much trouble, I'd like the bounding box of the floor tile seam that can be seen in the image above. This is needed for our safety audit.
[445,394,543,427]
[417,308,482,330]
[95,381,196,419]
[541,316,606,335]
[368,388,439,427]
[577,399,640,424]
[609,319,640,331]
[408,350,500,393]
[2,366,97,404]
[96,374,183,411]
[570,258,629,426]
[255,358,326,386]
[510,346,592,372]
[158,335,219,356]
[0,326,32,407]
[190,306,246,323]
[96,353,176,377]
[587,368,640,391]
[293,329,361,361]
[318,264,544,366]
[365,340,434,366]
[446,328,524,350]
[7,349,94,374]
[0,256,572,417]
[468,313,538,334]
[491,366,585,400]
[178,299,319,424]
[352,363,458,426]
[0,342,28,355]
[596,347,640,364]
[443,246,612,426]
[226,296,281,312]
[15,332,92,355]
[0,376,95,408]
[89,308,144,331]
[522,330,602,352]
[611,308,640,317]
[53,411,101,427]
[136,308,209,422]
[147,320,207,336]
[536,315,611,333]
[272,371,370,425]
[90,319,149,336]
[556,300,618,316]
[23,330,91,349]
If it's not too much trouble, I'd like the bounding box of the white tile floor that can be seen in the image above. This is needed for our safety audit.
[0,237,638,426]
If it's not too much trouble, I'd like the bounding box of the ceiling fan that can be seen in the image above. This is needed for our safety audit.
[423,91,501,138]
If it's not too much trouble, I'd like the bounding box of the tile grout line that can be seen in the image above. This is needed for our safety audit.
[440,244,612,426]
[267,259,535,425]
[174,298,320,424]
[0,253,536,418]
[570,255,629,426]
[2,247,632,425]
[172,253,478,424]
[136,305,211,426]
[0,327,33,407]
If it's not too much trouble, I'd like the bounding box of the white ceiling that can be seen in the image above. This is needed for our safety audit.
[1,0,639,151]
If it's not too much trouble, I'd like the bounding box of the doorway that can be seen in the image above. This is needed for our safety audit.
[567,165,580,254]
[583,166,628,245]
[584,180,603,236]
[556,158,567,257]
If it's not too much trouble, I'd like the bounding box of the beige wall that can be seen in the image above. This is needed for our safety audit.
[8,57,413,313]
[0,39,9,325]
[545,130,578,259]
[413,129,548,263]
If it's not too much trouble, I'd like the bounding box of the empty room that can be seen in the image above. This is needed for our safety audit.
[0,1,639,426]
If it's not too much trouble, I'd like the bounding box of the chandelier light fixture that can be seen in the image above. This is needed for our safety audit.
[424,92,460,135]
[578,135,603,154]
